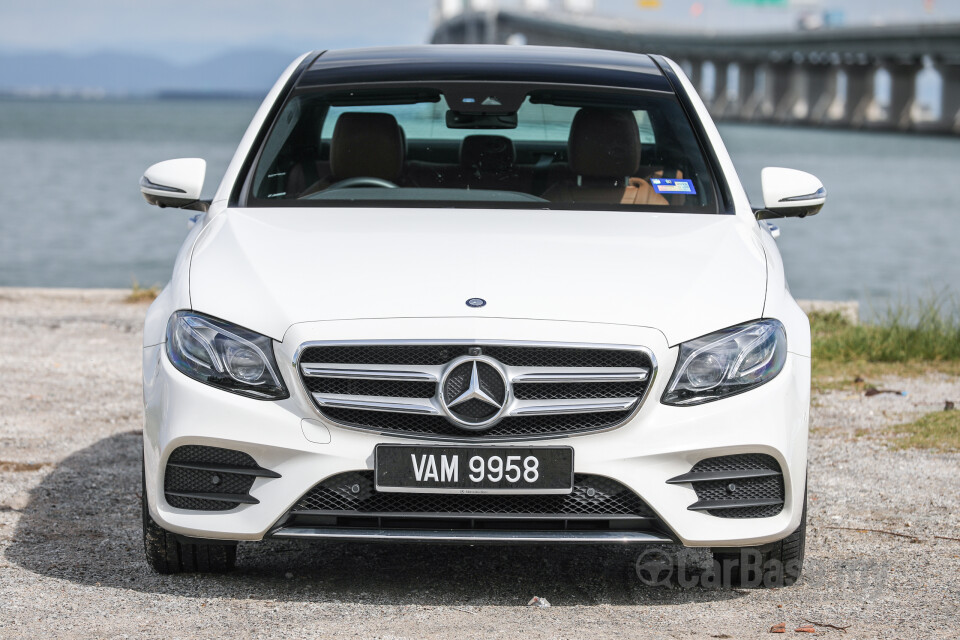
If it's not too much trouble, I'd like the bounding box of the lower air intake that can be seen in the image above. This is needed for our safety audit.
[163,445,279,511]
[667,453,785,519]
[283,471,665,534]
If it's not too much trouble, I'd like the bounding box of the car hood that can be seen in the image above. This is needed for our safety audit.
[189,207,767,345]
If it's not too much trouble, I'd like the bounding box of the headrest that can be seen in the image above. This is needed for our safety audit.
[460,135,515,171]
[567,108,641,178]
[330,112,404,181]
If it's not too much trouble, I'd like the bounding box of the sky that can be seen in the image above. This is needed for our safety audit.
[1,0,958,64]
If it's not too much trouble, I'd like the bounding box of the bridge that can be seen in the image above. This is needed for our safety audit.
[431,9,960,134]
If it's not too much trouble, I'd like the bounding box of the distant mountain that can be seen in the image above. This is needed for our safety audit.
[0,49,301,95]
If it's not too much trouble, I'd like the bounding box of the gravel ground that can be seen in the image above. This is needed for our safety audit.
[1,287,958,639]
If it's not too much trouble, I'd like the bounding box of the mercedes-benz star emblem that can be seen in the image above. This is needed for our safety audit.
[439,356,509,430]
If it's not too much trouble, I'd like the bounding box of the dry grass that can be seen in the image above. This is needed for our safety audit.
[125,281,160,303]
[888,410,960,453]
[811,360,960,391]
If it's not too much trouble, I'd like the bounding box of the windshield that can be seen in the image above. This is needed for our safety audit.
[247,83,720,212]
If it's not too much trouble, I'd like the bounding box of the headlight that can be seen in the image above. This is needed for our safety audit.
[165,311,288,400]
[662,319,786,406]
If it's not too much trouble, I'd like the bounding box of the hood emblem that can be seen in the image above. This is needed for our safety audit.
[439,356,508,430]
[466,298,486,308]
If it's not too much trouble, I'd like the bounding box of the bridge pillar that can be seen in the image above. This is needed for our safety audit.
[685,59,704,97]
[771,60,809,122]
[807,63,843,124]
[883,58,923,130]
[936,61,960,134]
[842,62,880,128]
[709,59,732,117]
[738,62,762,120]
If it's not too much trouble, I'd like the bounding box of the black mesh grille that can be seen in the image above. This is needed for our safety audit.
[168,445,259,468]
[166,466,253,495]
[299,345,648,368]
[293,471,655,518]
[477,363,506,398]
[444,362,472,398]
[513,381,645,400]
[164,446,266,512]
[450,398,500,421]
[710,504,784,518]
[165,494,237,511]
[304,377,436,398]
[319,407,633,438]
[301,345,468,365]
[691,454,781,474]
[684,454,785,519]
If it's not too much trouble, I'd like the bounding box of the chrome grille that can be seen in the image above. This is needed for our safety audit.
[297,341,655,440]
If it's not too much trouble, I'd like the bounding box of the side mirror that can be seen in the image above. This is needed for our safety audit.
[140,158,208,211]
[755,167,825,219]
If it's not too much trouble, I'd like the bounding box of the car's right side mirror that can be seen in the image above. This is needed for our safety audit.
[140,158,208,211]
[755,167,825,219]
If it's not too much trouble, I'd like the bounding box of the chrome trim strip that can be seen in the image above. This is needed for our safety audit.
[510,367,649,384]
[778,186,826,202]
[289,510,654,520]
[687,498,784,511]
[269,527,674,544]
[166,461,281,478]
[139,175,187,194]
[509,398,637,416]
[311,393,440,415]
[165,491,259,505]
[301,364,439,382]
[666,469,782,484]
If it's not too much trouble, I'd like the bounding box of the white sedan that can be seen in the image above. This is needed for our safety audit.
[139,45,824,586]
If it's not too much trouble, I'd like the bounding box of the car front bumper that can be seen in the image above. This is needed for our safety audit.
[143,318,810,547]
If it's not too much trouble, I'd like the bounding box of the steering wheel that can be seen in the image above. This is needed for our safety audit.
[326,176,399,190]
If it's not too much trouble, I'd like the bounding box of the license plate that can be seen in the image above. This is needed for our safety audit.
[375,445,574,494]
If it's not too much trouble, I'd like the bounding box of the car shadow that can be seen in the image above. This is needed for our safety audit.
[6,432,744,606]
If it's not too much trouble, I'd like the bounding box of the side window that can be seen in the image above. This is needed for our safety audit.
[252,97,302,198]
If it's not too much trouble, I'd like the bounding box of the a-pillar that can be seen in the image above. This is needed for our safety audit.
[807,61,843,124]
[936,59,960,134]
[883,57,923,130]
[841,60,879,128]
[709,59,732,117]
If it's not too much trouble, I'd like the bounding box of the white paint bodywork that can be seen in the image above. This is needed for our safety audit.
[141,53,814,548]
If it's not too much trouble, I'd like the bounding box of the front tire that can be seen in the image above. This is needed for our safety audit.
[141,460,237,574]
[711,490,807,588]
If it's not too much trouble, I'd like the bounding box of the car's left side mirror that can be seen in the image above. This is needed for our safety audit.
[755,167,825,220]
[140,158,209,211]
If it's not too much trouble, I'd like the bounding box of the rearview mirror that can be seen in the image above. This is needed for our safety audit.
[756,167,825,219]
[140,158,208,211]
